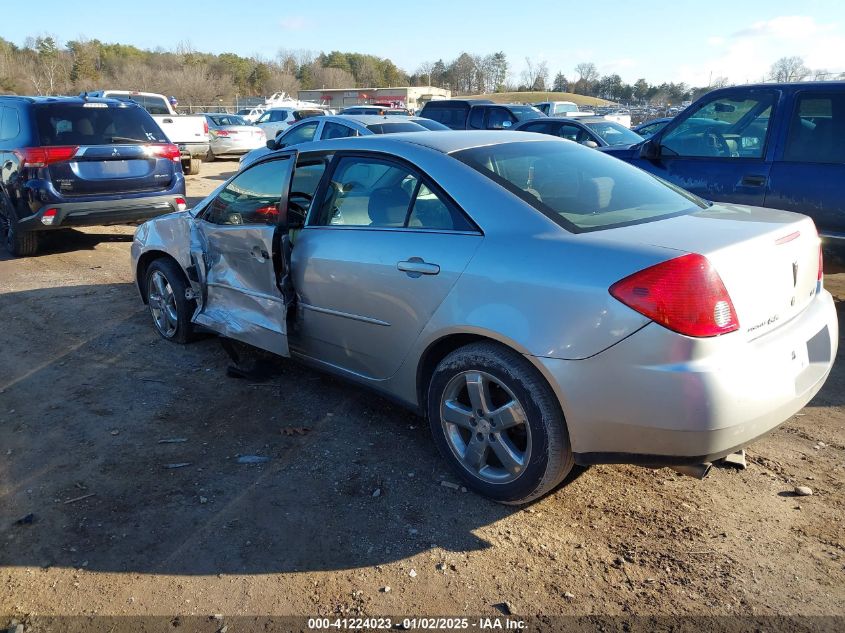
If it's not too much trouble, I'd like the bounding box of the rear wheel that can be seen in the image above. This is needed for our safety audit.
[0,209,39,257]
[145,258,196,344]
[205,150,216,162]
[184,157,202,176]
[427,342,574,505]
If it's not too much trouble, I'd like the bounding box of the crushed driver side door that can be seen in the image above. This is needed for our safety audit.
[191,152,297,356]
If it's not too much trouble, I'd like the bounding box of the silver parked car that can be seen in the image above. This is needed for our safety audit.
[239,114,449,169]
[131,132,838,504]
[202,113,266,160]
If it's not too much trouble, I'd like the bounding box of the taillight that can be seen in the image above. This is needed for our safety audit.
[41,208,58,225]
[211,129,229,137]
[203,120,209,134]
[609,253,739,337]
[146,144,181,162]
[175,197,187,211]
[818,244,824,284]
[14,146,78,168]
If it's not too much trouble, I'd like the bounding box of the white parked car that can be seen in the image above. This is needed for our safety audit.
[254,107,324,140]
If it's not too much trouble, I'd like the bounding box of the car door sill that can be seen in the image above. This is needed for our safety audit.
[205,281,284,303]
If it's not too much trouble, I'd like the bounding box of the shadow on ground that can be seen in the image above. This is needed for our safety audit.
[0,283,514,576]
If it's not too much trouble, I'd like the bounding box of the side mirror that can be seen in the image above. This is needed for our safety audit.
[502,120,513,128]
[581,140,599,149]
[639,139,661,160]
[266,139,276,150]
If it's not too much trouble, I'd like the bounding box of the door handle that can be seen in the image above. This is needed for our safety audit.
[741,175,767,187]
[162,118,173,124]
[398,258,440,276]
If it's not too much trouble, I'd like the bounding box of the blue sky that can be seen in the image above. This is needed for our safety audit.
[3,0,844,86]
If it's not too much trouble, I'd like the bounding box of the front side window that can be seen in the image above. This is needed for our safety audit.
[554,124,585,142]
[783,92,845,164]
[289,161,327,217]
[204,158,290,226]
[311,156,473,231]
[660,90,776,158]
[321,122,357,140]
[454,140,707,232]
[487,108,516,129]
[279,121,320,146]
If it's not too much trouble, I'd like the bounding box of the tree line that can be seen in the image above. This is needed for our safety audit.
[0,35,840,107]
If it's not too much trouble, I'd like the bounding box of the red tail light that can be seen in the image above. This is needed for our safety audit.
[203,120,209,134]
[211,129,230,137]
[818,244,824,283]
[147,144,181,162]
[41,208,58,225]
[609,253,739,337]
[14,146,78,167]
[175,197,187,211]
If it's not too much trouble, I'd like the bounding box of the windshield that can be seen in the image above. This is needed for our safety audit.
[453,140,707,232]
[584,121,643,146]
[209,115,247,126]
[366,122,427,134]
[35,103,168,145]
[509,106,545,121]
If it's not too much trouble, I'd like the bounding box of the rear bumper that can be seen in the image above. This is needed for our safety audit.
[537,289,839,464]
[177,142,210,158]
[210,137,264,155]
[18,195,188,231]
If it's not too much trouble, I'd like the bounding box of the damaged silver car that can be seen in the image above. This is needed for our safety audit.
[131,132,838,504]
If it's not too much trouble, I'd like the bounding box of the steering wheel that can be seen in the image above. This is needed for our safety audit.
[288,191,312,213]
[702,127,729,157]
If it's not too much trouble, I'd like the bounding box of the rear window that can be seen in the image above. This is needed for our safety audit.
[366,122,426,134]
[34,103,168,146]
[453,140,707,232]
[584,121,643,146]
[294,110,325,121]
[209,114,247,126]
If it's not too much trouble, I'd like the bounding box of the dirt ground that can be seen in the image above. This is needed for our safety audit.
[1,160,843,630]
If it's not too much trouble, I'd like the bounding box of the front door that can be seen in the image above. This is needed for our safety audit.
[291,153,483,380]
[635,88,780,206]
[192,153,296,356]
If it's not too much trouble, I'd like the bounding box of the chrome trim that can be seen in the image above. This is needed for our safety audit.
[299,301,390,326]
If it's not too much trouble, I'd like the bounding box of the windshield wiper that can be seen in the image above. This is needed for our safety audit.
[108,136,150,144]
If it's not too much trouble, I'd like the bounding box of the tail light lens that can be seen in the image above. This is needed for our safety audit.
[14,146,78,168]
[211,129,230,137]
[41,208,58,225]
[146,144,181,162]
[609,253,739,337]
[818,243,824,284]
[175,197,187,211]
[203,120,209,134]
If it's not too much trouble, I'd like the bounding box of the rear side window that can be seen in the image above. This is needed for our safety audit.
[134,95,170,115]
[0,107,21,140]
[468,107,485,130]
[321,122,357,139]
[783,92,845,163]
[422,105,468,129]
[454,140,707,232]
[34,104,168,145]
[279,120,319,146]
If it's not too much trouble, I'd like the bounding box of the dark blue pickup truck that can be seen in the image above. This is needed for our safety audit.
[602,82,845,241]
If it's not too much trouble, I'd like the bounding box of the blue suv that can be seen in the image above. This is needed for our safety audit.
[602,82,845,242]
[0,96,187,256]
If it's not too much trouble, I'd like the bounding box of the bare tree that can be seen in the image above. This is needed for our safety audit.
[769,56,811,82]
[521,58,548,91]
[310,64,355,89]
[416,61,434,86]
[574,62,599,83]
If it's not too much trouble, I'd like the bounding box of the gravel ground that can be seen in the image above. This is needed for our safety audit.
[1,160,843,630]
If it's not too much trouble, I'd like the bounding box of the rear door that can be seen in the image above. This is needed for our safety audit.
[635,88,780,206]
[33,102,177,197]
[192,152,297,356]
[765,90,845,238]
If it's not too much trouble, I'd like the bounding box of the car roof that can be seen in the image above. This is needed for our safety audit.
[287,130,552,157]
[0,95,131,106]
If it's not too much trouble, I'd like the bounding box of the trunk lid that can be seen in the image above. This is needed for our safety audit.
[590,203,821,340]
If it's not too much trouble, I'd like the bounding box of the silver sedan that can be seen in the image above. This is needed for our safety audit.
[130,132,838,504]
[203,113,266,160]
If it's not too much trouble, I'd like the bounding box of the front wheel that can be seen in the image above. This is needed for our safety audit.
[427,342,574,505]
[145,258,196,344]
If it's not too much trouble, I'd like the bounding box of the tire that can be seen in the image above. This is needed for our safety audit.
[184,157,202,176]
[144,258,196,344]
[1,212,39,257]
[205,150,216,163]
[427,341,574,505]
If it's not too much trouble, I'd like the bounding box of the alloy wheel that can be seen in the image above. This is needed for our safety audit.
[148,270,179,338]
[440,370,532,484]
